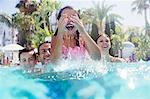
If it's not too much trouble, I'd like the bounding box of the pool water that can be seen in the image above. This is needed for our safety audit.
[0,61,150,99]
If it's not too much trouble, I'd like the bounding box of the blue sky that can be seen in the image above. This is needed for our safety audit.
[0,0,148,27]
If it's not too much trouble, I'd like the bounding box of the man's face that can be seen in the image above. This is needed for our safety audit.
[39,43,52,64]
[20,51,35,69]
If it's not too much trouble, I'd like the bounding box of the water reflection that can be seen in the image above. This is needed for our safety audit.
[0,61,150,99]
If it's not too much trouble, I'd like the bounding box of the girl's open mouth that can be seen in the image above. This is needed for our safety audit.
[66,24,74,31]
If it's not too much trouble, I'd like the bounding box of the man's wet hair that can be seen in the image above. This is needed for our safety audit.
[38,41,51,55]
[19,48,36,61]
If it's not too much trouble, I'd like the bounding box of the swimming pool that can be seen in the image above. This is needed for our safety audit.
[0,61,150,99]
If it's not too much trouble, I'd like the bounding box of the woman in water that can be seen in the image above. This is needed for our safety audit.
[96,33,126,62]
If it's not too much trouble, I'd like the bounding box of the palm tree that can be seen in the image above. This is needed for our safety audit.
[14,0,60,48]
[111,26,129,57]
[81,0,123,36]
[0,13,17,44]
[0,0,60,48]
[80,0,123,45]
[132,0,150,36]
[105,14,123,37]
[0,13,34,47]
[30,0,60,48]
[92,0,113,32]
[80,9,94,33]
[133,33,150,60]
[80,8,100,41]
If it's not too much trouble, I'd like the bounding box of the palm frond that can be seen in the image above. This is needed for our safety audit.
[131,0,149,14]
[108,13,123,25]
[0,13,12,27]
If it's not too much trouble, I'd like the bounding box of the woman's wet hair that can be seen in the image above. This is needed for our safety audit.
[95,33,110,44]
[54,6,80,46]
[96,33,114,56]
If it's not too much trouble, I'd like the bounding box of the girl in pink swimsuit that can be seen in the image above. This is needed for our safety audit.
[51,6,100,62]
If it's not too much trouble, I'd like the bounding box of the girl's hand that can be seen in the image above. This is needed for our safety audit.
[57,14,68,35]
[70,14,85,33]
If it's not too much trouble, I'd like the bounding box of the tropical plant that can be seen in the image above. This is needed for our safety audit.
[125,26,141,46]
[13,13,35,47]
[0,13,36,47]
[80,0,123,44]
[124,26,150,60]
[30,0,60,48]
[80,9,95,33]
[90,0,123,32]
[0,13,17,43]
[0,0,60,48]
[0,52,3,63]
[132,34,150,60]
[105,13,123,37]
[111,26,129,57]
[80,8,100,42]
[131,0,150,36]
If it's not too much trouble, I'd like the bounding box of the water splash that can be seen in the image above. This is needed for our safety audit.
[0,68,50,99]
[1,60,150,99]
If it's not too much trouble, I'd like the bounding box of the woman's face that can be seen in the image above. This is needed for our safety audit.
[61,8,78,34]
[97,35,111,52]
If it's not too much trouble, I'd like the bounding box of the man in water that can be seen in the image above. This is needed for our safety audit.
[37,41,61,72]
[38,41,52,65]
[19,48,37,73]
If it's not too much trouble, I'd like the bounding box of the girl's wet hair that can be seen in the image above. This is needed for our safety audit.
[56,6,80,20]
[54,6,80,46]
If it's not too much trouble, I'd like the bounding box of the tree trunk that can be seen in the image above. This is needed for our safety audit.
[144,7,149,36]
[90,23,99,42]
[17,30,32,48]
[11,28,15,44]
[99,21,103,33]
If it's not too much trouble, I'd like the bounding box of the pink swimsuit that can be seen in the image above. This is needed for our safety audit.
[62,45,87,60]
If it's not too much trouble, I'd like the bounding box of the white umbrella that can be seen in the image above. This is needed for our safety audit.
[2,44,24,51]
